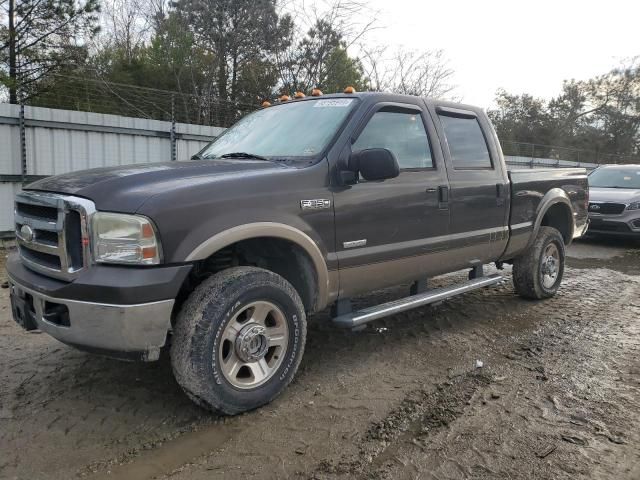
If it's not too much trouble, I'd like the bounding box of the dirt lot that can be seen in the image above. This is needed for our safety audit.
[1,237,639,480]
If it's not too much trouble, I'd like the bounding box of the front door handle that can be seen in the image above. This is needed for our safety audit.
[438,185,449,209]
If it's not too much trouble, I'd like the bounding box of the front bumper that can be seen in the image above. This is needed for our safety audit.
[588,211,640,237]
[6,252,192,361]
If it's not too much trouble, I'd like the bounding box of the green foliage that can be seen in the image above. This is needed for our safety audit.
[177,0,289,102]
[320,46,366,93]
[489,90,554,145]
[1,0,101,103]
[276,18,367,95]
[3,0,369,111]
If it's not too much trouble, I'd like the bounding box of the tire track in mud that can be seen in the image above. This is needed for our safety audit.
[311,372,492,479]
[158,266,632,480]
[2,251,639,480]
[92,267,636,480]
[77,270,521,480]
[308,268,640,480]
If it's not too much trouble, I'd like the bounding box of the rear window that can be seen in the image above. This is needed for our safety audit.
[439,115,492,169]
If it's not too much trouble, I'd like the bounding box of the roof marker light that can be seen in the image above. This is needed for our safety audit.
[344,86,356,94]
[311,88,323,97]
[279,94,290,102]
[294,91,306,99]
[261,100,271,107]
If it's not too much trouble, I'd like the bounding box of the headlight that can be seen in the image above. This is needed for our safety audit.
[92,212,161,265]
[627,202,640,211]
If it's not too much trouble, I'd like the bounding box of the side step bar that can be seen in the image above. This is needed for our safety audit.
[333,274,503,329]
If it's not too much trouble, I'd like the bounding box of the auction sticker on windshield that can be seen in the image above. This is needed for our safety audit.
[313,99,354,108]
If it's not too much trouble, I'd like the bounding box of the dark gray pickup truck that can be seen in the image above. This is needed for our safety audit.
[7,91,589,414]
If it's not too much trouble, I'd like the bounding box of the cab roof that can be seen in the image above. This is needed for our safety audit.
[279,91,486,115]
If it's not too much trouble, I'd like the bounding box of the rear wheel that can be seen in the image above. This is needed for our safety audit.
[171,266,307,415]
[513,226,565,299]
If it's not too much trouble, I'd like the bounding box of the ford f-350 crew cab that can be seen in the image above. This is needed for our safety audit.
[7,92,589,414]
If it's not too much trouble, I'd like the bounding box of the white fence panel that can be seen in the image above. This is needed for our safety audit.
[176,122,225,160]
[0,183,22,233]
[0,104,22,175]
[0,104,224,178]
[0,104,224,234]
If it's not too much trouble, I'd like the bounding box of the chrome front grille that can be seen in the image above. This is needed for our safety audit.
[14,192,96,281]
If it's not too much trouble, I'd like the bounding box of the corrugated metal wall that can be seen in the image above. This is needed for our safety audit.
[0,183,22,235]
[0,104,22,176]
[0,104,225,234]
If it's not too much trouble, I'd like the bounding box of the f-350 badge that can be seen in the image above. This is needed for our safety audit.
[300,199,331,211]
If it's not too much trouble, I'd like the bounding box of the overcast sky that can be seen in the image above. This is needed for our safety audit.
[362,0,639,108]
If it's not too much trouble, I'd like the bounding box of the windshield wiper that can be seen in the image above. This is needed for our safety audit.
[219,152,269,161]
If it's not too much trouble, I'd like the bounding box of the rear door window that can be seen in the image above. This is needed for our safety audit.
[439,115,492,169]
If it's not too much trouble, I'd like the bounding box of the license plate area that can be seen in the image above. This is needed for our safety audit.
[9,285,39,331]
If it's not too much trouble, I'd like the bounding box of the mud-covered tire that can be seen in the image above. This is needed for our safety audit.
[171,266,307,415]
[513,226,565,300]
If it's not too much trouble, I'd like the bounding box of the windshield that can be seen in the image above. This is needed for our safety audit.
[199,98,357,160]
[588,167,640,189]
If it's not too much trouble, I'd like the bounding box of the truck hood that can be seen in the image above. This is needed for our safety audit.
[589,187,640,204]
[26,160,288,212]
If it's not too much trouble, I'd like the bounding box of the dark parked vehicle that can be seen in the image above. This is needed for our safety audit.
[587,164,640,237]
[7,91,589,414]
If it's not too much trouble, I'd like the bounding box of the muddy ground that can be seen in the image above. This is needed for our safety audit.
[1,236,639,480]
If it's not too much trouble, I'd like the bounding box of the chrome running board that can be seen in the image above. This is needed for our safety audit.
[333,274,503,329]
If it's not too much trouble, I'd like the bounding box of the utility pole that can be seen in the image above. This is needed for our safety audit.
[8,0,18,104]
[170,95,177,161]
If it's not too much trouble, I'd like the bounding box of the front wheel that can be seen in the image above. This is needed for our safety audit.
[171,267,307,415]
[512,226,566,299]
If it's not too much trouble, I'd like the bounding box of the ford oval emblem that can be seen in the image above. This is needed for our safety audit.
[20,224,34,242]
[590,204,600,211]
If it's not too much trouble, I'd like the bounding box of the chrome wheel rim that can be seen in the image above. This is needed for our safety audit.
[541,243,560,289]
[218,301,289,389]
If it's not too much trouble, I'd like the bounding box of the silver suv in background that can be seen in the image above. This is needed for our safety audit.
[587,165,640,237]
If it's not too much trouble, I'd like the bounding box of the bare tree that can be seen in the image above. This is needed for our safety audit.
[98,0,156,59]
[358,44,387,91]
[273,0,379,93]
[361,46,458,100]
[1,0,12,101]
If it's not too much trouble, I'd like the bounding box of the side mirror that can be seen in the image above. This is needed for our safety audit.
[348,148,400,182]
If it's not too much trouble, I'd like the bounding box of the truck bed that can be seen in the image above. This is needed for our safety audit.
[501,168,589,260]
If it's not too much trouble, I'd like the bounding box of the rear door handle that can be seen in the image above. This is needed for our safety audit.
[496,183,506,206]
[438,185,449,209]
[426,187,437,193]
